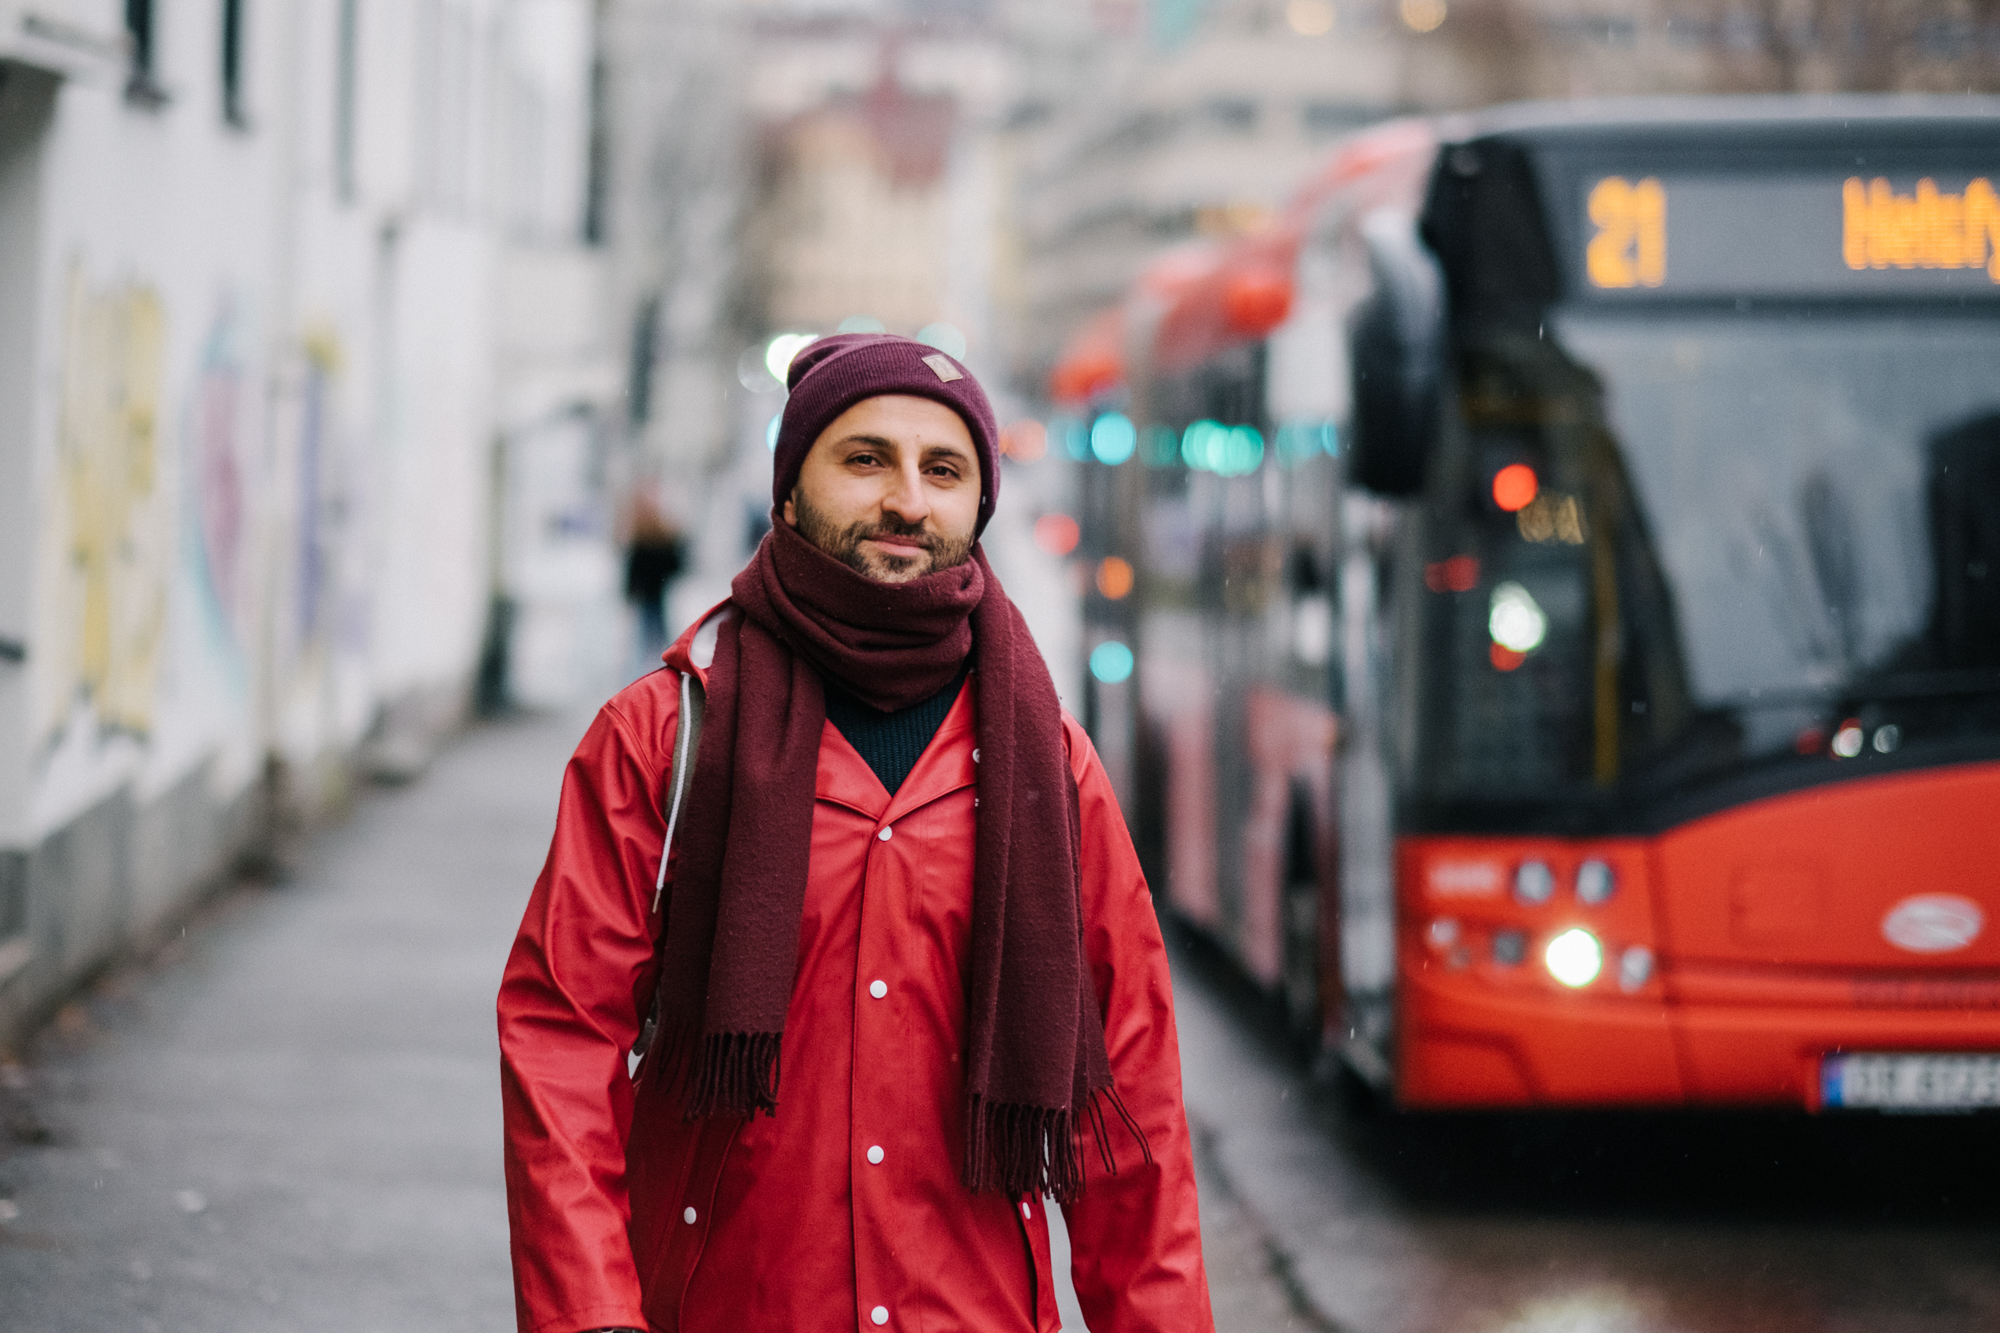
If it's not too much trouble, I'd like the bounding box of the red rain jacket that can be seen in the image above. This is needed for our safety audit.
[499,610,1214,1333]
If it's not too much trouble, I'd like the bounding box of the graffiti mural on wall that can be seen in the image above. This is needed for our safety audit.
[191,301,249,660]
[292,325,353,665]
[31,265,171,748]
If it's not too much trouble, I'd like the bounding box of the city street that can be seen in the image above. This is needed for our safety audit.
[4,708,1999,1333]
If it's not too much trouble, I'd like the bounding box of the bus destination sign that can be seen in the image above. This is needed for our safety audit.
[1577,171,2000,299]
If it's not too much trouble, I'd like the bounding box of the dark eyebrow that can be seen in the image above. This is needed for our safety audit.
[835,433,897,451]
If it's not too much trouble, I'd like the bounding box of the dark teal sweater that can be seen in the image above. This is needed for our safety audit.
[822,666,969,796]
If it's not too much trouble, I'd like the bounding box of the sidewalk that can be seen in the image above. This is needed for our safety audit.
[0,710,591,1332]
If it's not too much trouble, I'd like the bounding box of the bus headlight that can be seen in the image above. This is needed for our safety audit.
[1545,928,1603,987]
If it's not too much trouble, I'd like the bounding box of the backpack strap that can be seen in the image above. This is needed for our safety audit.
[653,668,705,914]
[632,668,706,1076]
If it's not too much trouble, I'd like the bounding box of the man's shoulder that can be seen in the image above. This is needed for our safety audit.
[599,668,684,764]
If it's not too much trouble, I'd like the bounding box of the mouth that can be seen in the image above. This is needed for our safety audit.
[862,534,930,560]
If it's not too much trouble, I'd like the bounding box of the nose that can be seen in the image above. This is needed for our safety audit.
[880,457,931,526]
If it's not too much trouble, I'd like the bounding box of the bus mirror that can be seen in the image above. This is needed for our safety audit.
[1347,210,1445,497]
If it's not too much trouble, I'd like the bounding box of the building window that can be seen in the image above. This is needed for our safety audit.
[221,0,248,128]
[126,0,169,106]
[582,47,609,246]
[335,0,359,202]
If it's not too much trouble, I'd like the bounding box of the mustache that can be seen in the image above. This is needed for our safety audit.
[853,518,936,550]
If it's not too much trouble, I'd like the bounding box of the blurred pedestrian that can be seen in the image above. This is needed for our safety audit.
[499,334,1214,1333]
[622,491,685,672]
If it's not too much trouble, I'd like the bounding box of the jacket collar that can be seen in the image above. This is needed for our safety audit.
[816,677,977,824]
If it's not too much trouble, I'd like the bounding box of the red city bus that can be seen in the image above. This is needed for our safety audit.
[1052,98,2000,1112]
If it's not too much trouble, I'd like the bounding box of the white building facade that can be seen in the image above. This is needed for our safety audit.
[0,0,612,1042]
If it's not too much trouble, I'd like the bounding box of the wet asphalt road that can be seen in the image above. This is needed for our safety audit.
[2,707,1998,1332]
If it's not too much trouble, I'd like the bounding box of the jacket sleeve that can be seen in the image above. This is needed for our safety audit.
[498,699,671,1333]
[1059,719,1217,1333]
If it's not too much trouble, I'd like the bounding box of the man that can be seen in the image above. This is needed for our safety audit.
[499,334,1213,1333]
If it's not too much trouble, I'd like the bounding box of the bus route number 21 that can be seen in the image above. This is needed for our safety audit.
[1587,176,1667,289]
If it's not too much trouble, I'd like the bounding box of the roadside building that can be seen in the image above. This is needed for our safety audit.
[0,0,612,1044]
[751,66,960,337]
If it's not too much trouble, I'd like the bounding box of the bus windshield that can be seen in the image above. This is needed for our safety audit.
[1411,310,2000,830]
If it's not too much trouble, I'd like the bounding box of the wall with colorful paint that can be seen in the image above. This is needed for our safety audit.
[0,0,611,1040]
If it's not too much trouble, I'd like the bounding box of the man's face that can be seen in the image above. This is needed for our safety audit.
[784,394,981,585]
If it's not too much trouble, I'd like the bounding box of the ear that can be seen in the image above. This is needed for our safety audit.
[782,491,797,527]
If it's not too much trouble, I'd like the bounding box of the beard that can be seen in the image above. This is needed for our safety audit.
[791,491,976,585]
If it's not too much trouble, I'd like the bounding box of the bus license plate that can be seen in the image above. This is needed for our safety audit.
[1822,1054,2000,1110]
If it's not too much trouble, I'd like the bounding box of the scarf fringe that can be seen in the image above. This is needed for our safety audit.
[685,1030,783,1119]
[963,1085,1154,1206]
[647,1013,782,1121]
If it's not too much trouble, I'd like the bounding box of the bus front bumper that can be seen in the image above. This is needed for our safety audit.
[1396,967,2000,1110]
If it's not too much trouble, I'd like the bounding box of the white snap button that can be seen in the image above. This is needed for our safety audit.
[972,748,980,763]
[869,979,888,1000]
[877,826,893,842]
[683,1206,697,1224]
[871,1307,889,1326]
[1020,1200,1031,1219]
[867,1144,884,1164]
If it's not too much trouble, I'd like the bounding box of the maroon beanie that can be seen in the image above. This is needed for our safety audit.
[773,333,1001,536]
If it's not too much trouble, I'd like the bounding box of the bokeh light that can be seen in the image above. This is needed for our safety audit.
[737,344,781,391]
[1097,556,1135,599]
[1033,513,1081,556]
[836,314,886,334]
[1002,419,1048,462]
[1424,555,1480,593]
[915,322,967,360]
[1286,0,1335,36]
[1142,425,1180,466]
[1181,420,1265,476]
[1488,581,1548,654]
[1089,640,1135,685]
[1400,0,1447,31]
[1090,412,1137,465]
[1492,463,1539,512]
[1545,928,1604,988]
[1276,420,1339,465]
[764,332,818,382]
[1054,416,1091,461]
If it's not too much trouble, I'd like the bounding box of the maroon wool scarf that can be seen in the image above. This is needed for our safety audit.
[651,518,1143,1201]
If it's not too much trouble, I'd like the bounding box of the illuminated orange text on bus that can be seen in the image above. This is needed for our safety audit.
[1842,176,2000,280]
[1586,177,1666,289]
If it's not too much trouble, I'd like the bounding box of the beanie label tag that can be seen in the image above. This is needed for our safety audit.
[921,353,963,383]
